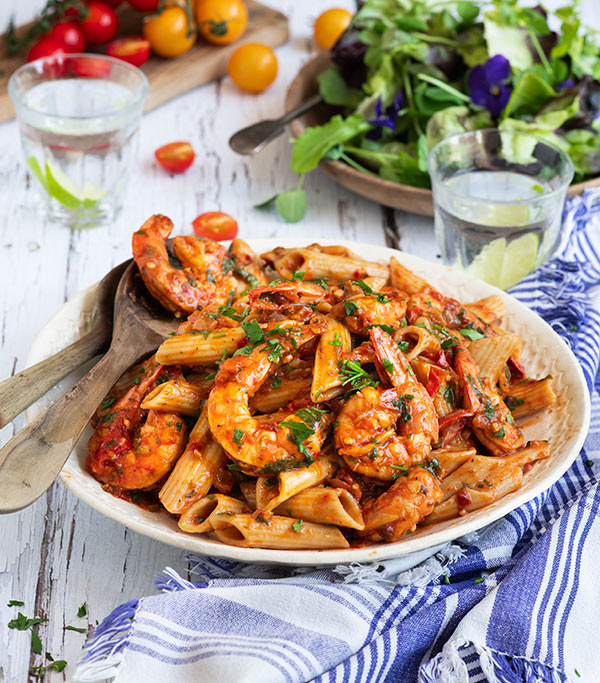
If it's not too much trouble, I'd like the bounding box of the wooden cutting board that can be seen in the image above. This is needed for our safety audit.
[0,1,289,124]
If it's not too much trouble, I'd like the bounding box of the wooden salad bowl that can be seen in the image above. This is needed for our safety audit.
[285,52,600,217]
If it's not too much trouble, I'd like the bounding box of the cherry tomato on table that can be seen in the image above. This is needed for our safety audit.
[81,2,119,45]
[155,142,195,174]
[192,212,238,241]
[195,0,248,45]
[228,43,277,93]
[127,0,160,10]
[313,8,352,49]
[107,36,150,66]
[143,7,196,58]
[47,21,86,53]
[26,38,66,62]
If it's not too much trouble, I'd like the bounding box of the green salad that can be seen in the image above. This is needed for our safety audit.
[280,0,600,219]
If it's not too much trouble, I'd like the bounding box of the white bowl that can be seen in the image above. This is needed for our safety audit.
[26,239,591,566]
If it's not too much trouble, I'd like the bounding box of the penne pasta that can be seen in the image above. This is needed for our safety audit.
[159,408,227,514]
[141,379,206,416]
[389,256,427,294]
[274,486,365,530]
[256,455,336,512]
[504,378,557,418]
[469,334,522,385]
[239,480,257,509]
[264,246,389,282]
[250,373,313,414]
[397,323,441,361]
[213,514,350,549]
[178,494,251,533]
[311,317,352,402]
[156,328,246,365]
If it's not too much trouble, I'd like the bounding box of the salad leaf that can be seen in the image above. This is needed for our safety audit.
[483,10,533,71]
[318,66,363,108]
[331,28,368,88]
[502,71,556,118]
[426,106,492,150]
[275,189,307,223]
[291,114,371,174]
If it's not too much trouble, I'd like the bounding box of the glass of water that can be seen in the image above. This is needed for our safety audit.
[427,129,574,289]
[9,54,148,229]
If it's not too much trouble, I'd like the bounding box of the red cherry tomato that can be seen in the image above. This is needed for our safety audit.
[26,38,66,62]
[68,56,112,78]
[127,0,160,10]
[81,2,119,45]
[106,36,150,66]
[154,142,195,174]
[192,212,239,241]
[47,21,86,53]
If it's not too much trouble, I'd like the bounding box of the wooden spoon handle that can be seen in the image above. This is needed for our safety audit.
[0,342,141,514]
[0,326,111,429]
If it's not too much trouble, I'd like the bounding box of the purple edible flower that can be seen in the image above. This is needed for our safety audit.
[558,78,576,91]
[368,91,404,133]
[468,55,512,117]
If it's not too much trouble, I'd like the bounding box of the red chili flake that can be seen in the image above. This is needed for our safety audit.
[457,488,472,509]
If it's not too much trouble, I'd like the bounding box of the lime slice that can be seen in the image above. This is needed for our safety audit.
[26,157,50,193]
[483,203,531,228]
[467,237,507,288]
[499,232,540,289]
[467,233,539,289]
[45,161,84,209]
[82,180,107,209]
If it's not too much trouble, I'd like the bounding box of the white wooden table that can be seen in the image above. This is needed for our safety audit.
[1,0,597,680]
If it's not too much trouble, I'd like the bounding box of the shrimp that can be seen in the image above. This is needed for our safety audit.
[249,281,330,311]
[454,342,524,455]
[335,327,439,480]
[132,214,234,316]
[361,467,442,542]
[87,362,188,489]
[332,282,407,335]
[207,317,331,471]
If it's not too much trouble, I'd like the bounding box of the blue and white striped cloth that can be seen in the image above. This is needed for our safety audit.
[74,191,600,683]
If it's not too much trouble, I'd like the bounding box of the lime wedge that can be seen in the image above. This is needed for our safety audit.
[45,161,84,209]
[82,180,107,209]
[499,232,540,289]
[467,233,539,290]
[26,157,50,193]
[467,237,507,288]
[483,203,530,228]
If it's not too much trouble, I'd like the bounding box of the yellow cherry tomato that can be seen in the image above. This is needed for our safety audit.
[195,0,248,45]
[313,8,352,49]
[227,43,277,92]
[143,6,196,58]
[227,43,278,93]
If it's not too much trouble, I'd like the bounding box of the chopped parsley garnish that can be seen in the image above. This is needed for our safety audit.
[391,465,409,477]
[291,519,303,532]
[100,396,115,411]
[344,300,359,315]
[504,396,525,410]
[218,305,249,322]
[329,332,343,347]
[443,384,455,404]
[64,625,87,634]
[458,327,486,341]
[176,422,183,433]
[292,271,305,281]
[441,338,457,350]
[104,440,117,448]
[222,257,235,275]
[353,279,374,295]
[381,358,394,375]
[483,401,495,420]
[8,612,48,655]
[339,360,378,392]
[242,319,264,345]
[417,457,440,476]
[443,574,450,585]
[234,267,259,288]
[258,456,314,474]
[295,407,327,430]
[271,377,282,388]
[506,414,514,424]
[206,268,216,284]
[8,600,24,607]
[366,323,395,335]
[473,577,485,584]
[310,278,329,290]
[397,340,409,352]
[232,428,244,445]
[493,426,506,438]
[393,394,413,423]
[586,459,594,467]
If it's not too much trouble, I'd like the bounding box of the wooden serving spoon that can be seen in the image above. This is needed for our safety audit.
[0,262,178,514]
[0,261,129,429]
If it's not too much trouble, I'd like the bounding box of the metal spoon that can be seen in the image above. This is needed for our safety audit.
[229,94,322,156]
[0,260,128,429]
[0,262,178,514]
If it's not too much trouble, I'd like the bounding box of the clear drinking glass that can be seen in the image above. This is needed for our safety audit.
[427,129,574,289]
[9,54,148,229]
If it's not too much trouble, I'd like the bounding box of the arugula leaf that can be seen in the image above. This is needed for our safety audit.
[291,114,371,174]
[275,189,307,223]
[318,66,363,108]
[503,72,556,119]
